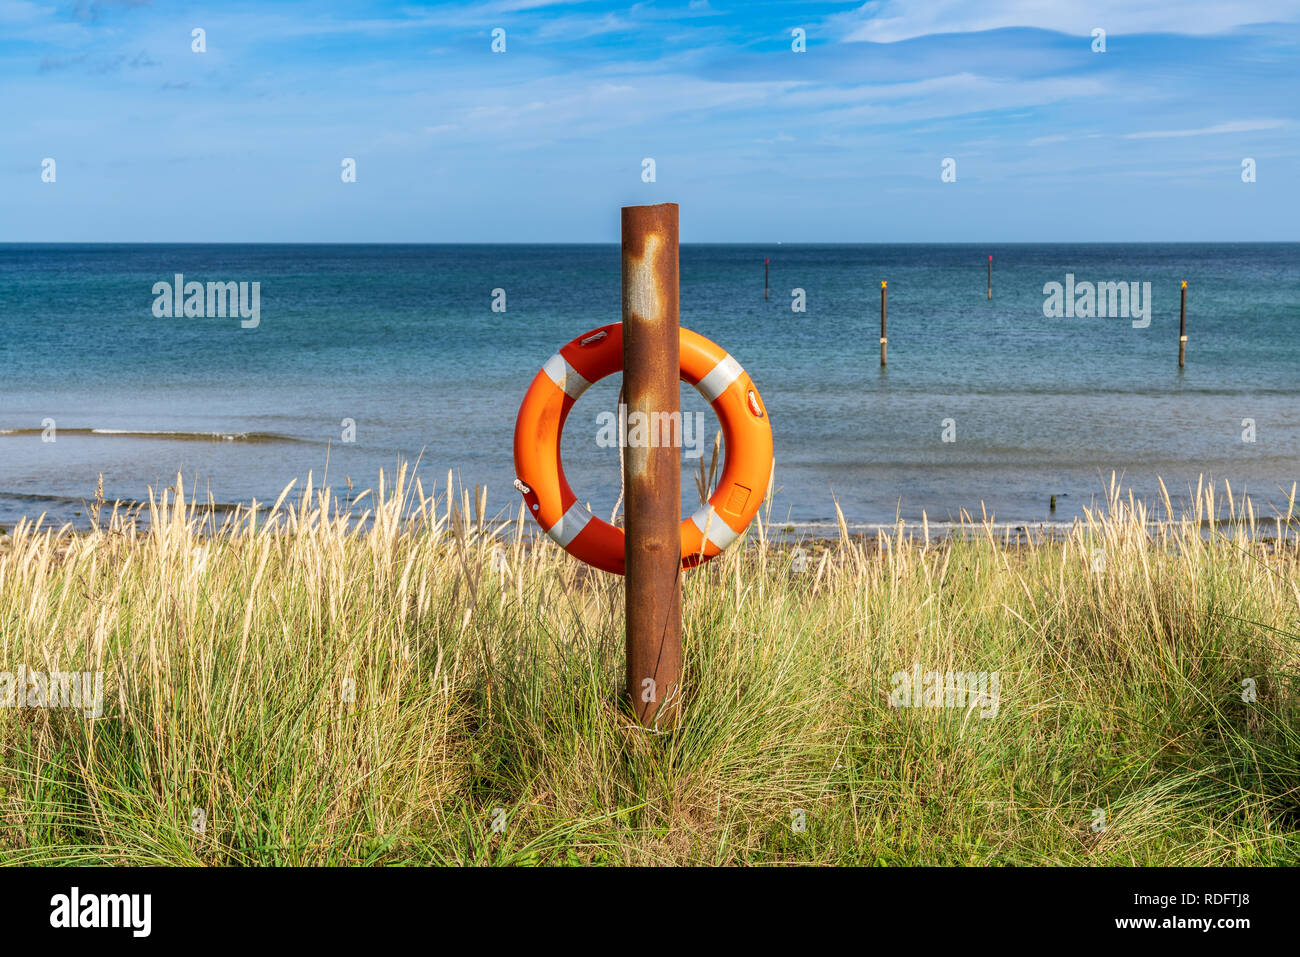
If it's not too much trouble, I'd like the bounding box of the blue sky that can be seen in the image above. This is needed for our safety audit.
[2,0,1298,241]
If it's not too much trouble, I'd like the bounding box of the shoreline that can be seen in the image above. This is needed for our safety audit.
[4,504,1296,549]
[3,471,1296,543]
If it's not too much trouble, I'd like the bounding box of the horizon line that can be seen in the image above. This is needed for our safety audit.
[2,240,1297,246]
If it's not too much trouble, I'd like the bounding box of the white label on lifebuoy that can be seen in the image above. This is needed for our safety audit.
[547,501,593,547]
[696,354,743,403]
[542,353,593,399]
[690,504,740,551]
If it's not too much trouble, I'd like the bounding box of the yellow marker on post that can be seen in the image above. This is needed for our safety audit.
[880,280,888,366]
[1179,280,1188,368]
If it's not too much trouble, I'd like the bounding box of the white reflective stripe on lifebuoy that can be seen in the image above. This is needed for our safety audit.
[547,501,593,547]
[690,504,740,551]
[542,353,592,399]
[695,354,743,403]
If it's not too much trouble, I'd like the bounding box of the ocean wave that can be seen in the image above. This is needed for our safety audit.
[0,427,296,443]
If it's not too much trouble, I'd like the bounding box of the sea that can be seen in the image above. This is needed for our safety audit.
[1,243,1297,532]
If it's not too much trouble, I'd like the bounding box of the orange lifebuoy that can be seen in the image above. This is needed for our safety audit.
[513,323,773,574]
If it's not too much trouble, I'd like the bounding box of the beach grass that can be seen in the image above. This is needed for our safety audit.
[1,469,1298,866]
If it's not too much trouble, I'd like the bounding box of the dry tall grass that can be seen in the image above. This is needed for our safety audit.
[1,470,1297,865]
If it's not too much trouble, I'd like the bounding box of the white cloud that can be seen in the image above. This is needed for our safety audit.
[0,0,50,22]
[833,0,1300,42]
[779,73,1114,128]
[534,11,636,39]
[478,0,599,13]
[1123,119,1288,138]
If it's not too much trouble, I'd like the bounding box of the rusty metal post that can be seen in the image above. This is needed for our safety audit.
[764,257,770,300]
[987,254,992,300]
[880,280,887,366]
[622,203,682,728]
[1178,280,1187,368]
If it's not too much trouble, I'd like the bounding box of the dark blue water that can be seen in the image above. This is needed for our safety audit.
[1,243,1297,529]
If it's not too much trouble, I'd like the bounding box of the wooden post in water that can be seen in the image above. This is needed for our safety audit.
[1178,280,1187,368]
[621,202,682,729]
[987,254,992,300]
[880,280,887,366]
[764,257,770,301]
